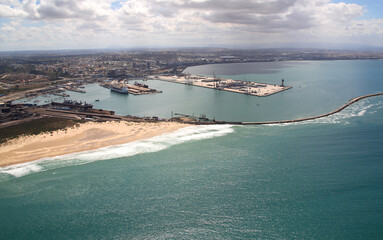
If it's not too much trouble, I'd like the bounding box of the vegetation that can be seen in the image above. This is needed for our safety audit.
[0,117,84,144]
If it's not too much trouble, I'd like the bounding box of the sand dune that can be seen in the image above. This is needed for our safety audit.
[0,121,189,167]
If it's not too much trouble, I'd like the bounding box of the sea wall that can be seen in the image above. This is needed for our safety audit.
[241,92,383,125]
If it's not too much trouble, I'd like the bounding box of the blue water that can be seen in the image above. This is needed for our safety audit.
[15,60,383,122]
[2,60,383,239]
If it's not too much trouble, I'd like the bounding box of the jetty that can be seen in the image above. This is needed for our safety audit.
[51,100,93,111]
[3,92,382,130]
[166,92,383,125]
[64,86,86,93]
[151,75,291,97]
[234,92,383,125]
[52,92,70,97]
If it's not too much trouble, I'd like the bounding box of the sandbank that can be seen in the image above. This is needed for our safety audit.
[0,121,189,167]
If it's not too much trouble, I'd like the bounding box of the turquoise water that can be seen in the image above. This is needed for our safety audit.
[2,60,383,239]
[15,60,383,122]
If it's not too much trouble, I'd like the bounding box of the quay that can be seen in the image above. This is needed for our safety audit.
[100,81,161,95]
[23,102,157,123]
[52,92,70,97]
[65,87,86,93]
[151,75,291,97]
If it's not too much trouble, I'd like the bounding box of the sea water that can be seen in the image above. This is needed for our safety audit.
[1,60,383,239]
[15,60,383,122]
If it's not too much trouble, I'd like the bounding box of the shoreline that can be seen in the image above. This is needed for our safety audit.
[0,121,189,167]
[1,92,382,168]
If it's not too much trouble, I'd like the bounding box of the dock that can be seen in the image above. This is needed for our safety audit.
[65,87,86,93]
[100,81,161,95]
[52,92,70,97]
[151,75,291,97]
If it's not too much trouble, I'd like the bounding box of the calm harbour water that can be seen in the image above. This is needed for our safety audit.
[1,60,383,239]
[15,60,383,122]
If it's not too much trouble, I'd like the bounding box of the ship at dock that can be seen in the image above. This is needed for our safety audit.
[134,81,148,88]
[111,86,129,94]
[100,80,161,95]
[51,100,93,111]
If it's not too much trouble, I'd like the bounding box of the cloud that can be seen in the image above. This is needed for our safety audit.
[0,3,27,18]
[0,0,382,50]
[171,0,296,14]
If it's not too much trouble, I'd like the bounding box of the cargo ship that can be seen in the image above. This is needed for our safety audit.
[51,100,93,110]
[111,86,129,94]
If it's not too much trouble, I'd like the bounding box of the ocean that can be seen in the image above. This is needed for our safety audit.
[1,60,383,239]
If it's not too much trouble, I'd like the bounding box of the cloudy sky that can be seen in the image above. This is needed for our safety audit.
[0,0,383,51]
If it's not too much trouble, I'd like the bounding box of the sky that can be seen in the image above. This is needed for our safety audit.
[0,0,383,51]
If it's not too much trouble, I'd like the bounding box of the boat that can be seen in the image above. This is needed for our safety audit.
[111,86,129,94]
[51,100,93,110]
[134,81,148,88]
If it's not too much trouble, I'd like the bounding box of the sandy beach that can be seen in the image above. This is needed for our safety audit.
[0,121,189,167]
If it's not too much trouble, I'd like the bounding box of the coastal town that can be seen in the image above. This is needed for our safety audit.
[1,48,382,100]
[1,48,383,137]
[2,0,383,238]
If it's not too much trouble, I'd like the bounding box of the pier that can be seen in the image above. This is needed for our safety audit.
[3,92,383,129]
[167,92,383,125]
[65,87,86,93]
[100,81,161,95]
[29,92,383,125]
[239,92,383,125]
[151,75,292,97]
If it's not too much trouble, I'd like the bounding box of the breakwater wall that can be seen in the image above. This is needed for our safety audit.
[30,92,383,126]
[191,92,383,125]
[239,92,383,125]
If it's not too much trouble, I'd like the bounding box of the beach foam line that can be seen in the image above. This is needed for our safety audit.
[0,124,234,180]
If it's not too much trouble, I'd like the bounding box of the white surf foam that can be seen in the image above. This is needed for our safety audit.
[270,98,382,127]
[0,163,43,178]
[0,124,234,180]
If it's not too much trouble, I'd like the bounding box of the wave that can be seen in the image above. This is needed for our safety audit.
[0,124,234,180]
[2,98,381,181]
[268,98,382,127]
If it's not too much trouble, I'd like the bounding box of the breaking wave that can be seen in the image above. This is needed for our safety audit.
[269,98,383,127]
[1,97,382,181]
[0,124,234,180]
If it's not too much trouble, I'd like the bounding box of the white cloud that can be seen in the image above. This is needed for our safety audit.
[0,0,382,50]
[20,0,112,20]
[0,3,27,18]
